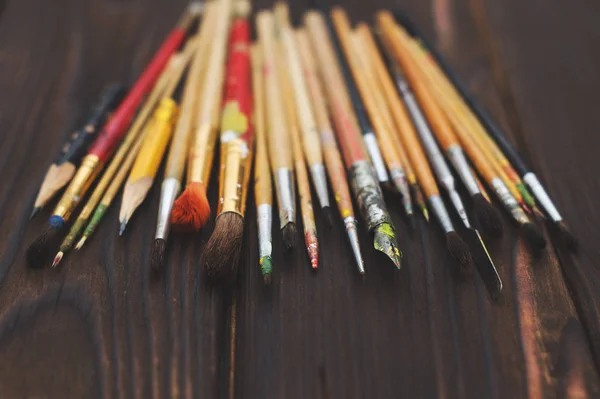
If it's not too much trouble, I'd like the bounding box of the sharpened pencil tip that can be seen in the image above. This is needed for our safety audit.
[52,252,63,268]
[373,223,401,269]
[30,207,41,219]
[75,236,87,250]
[119,220,127,236]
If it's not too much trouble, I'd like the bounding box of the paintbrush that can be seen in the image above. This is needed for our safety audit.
[151,2,218,271]
[171,0,233,232]
[274,3,333,227]
[305,11,401,269]
[277,24,319,269]
[295,28,364,274]
[31,84,126,218]
[257,11,296,251]
[201,0,253,283]
[250,44,275,283]
[26,6,200,267]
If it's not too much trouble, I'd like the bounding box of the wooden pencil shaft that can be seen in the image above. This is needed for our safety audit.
[295,28,355,219]
[164,2,217,181]
[251,44,272,207]
[256,11,292,170]
[187,0,233,185]
[304,11,368,166]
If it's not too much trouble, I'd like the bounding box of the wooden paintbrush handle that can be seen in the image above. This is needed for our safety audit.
[257,11,292,171]
[251,45,272,207]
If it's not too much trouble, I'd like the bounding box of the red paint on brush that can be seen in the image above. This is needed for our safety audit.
[89,27,188,162]
[305,232,319,269]
[330,99,368,167]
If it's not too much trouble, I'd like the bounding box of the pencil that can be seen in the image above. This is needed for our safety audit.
[295,28,364,274]
[31,84,126,218]
[277,25,319,269]
[250,44,274,283]
[201,0,253,283]
[26,3,201,267]
[257,10,297,250]
[171,0,233,232]
[274,3,332,226]
[305,11,401,269]
[314,2,389,185]
[151,1,218,271]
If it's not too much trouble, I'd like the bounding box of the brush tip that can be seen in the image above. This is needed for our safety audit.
[282,223,296,251]
[119,220,127,236]
[51,252,63,268]
[556,221,577,251]
[446,231,473,274]
[473,193,503,238]
[263,273,272,285]
[322,206,334,228]
[30,207,41,219]
[26,222,65,267]
[260,256,273,283]
[170,183,211,232]
[522,222,546,251]
[75,236,87,250]
[373,223,402,269]
[150,239,167,272]
[202,213,244,284]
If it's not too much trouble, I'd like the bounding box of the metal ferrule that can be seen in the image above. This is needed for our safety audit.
[491,177,529,225]
[362,132,389,183]
[344,216,364,274]
[349,160,391,232]
[448,189,471,229]
[523,172,562,222]
[429,195,454,233]
[257,203,273,259]
[188,123,216,185]
[447,145,480,196]
[310,163,331,210]
[390,167,412,215]
[218,136,252,216]
[54,154,100,219]
[274,168,296,228]
[155,178,181,240]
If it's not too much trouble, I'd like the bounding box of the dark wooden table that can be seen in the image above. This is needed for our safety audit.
[1,0,599,397]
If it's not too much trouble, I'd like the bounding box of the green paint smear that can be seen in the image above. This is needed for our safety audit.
[60,218,88,252]
[516,183,536,209]
[377,222,396,237]
[85,204,108,237]
[373,223,402,269]
[260,256,273,276]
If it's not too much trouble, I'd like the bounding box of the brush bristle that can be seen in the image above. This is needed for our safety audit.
[150,239,167,272]
[446,231,473,274]
[282,223,296,251]
[556,221,577,251]
[26,223,65,268]
[322,206,334,228]
[170,182,211,232]
[201,213,244,284]
[522,222,546,251]
[472,194,503,238]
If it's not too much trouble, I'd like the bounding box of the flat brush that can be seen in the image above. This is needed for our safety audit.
[171,0,233,232]
[331,9,413,221]
[278,28,319,269]
[201,0,253,284]
[152,2,218,271]
[306,11,401,269]
[257,11,296,251]
[295,28,364,273]
[52,53,187,265]
[314,1,389,185]
[31,84,126,218]
[250,44,274,283]
[274,3,332,227]
[26,4,200,267]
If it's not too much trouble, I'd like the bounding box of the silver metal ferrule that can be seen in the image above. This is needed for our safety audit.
[155,178,181,240]
[363,132,389,184]
[310,163,331,210]
[491,177,529,224]
[523,172,562,222]
[447,145,480,196]
[429,195,454,233]
[257,203,273,259]
[448,189,471,229]
[274,168,296,228]
[349,160,391,232]
[344,216,364,274]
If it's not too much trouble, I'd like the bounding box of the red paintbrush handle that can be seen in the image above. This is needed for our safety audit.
[89,28,187,162]
[221,18,252,144]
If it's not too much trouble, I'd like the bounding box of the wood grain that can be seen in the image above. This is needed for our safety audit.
[0,0,598,398]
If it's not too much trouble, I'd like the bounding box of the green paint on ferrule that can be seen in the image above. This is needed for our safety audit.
[260,256,273,276]
[377,222,396,238]
[373,223,402,269]
[85,204,108,237]
[516,183,536,209]
[60,218,88,252]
